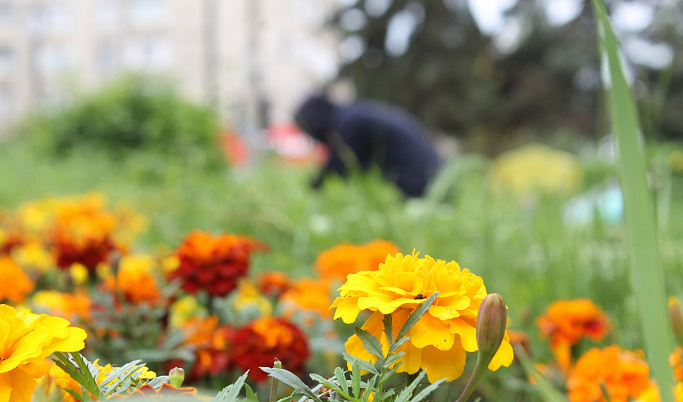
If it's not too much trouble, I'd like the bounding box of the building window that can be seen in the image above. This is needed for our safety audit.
[123,35,172,70]
[128,0,168,28]
[36,45,76,76]
[0,47,13,78]
[0,2,13,24]
[96,0,120,33]
[28,4,73,36]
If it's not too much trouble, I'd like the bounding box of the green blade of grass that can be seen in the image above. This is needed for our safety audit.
[591,1,674,400]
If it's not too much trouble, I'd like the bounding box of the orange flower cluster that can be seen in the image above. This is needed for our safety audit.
[314,239,400,282]
[257,270,291,298]
[0,257,34,304]
[567,346,650,402]
[231,317,310,382]
[537,299,610,370]
[170,231,266,297]
[280,277,332,319]
[113,255,161,304]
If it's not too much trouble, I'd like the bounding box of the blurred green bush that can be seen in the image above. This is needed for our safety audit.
[22,74,223,172]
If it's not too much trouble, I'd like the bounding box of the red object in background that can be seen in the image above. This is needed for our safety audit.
[267,123,328,164]
[220,131,250,166]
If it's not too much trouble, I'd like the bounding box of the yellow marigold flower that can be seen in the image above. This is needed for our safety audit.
[568,346,650,402]
[234,279,273,317]
[635,382,683,402]
[169,295,204,328]
[490,144,583,195]
[0,304,87,402]
[281,277,332,319]
[315,240,400,282]
[331,252,514,383]
[0,257,34,304]
[10,241,54,272]
[70,263,90,286]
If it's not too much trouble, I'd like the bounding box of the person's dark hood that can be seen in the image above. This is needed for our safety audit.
[294,95,336,142]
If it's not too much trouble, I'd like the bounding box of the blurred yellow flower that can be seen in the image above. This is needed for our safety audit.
[169,295,204,328]
[115,254,161,304]
[32,289,92,322]
[70,263,90,285]
[331,252,513,383]
[10,240,54,272]
[635,382,683,402]
[0,257,34,304]
[0,304,87,402]
[234,279,272,317]
[490,144,583,195]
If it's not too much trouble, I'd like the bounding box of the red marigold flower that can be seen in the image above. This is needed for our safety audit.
[169,231,266,297]
[315,240,400,282]
[568,346,650,402]
[231,317,310,382]
[169,316,235,382]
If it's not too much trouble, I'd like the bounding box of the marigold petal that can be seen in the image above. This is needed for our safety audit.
[409,314,454,351]
[420,342,466,383]
[0,373,10,402]
[449,318,478,352]
[7,368,36,402]
[487,339,514,371]
[332,298,361,324]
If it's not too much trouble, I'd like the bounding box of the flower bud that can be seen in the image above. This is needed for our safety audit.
[169,367,185,388]
[669,297,683,343]
[476,293,508,358]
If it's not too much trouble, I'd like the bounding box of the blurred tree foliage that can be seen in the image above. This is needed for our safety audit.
[22,74,223,171]
[330,0,683,153]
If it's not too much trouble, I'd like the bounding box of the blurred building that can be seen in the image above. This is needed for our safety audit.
[0,0,340,136]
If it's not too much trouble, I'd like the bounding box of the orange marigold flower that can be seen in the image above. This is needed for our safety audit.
[32,289,92,322]
[315,239,400,282]
[672,347,683,382]
[537,298,610,371]
[281,277,332,319]
[537,299,610,347]
[257,270,291,298]
[231,317,310,382]
[172,316,235,382]
[115,255,161,304]
[0,257,34,304]
[568,346,650,402]
[170,230,266,297]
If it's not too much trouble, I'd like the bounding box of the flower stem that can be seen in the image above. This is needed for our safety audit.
[269,359,282,402]
[455,354,487,402]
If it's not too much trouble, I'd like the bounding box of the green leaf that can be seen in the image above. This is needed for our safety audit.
[395,370,427,402]
[335,367,350,397]
[383,351,406,370]
[408,378,446,402]
[351,358,362,399]
[51,353,102,399]
[383,314,394,345]
[212,371,249,402]
[310,373,352,399]
[591,1,674,401]
[360,375,377,402]
[245,384,259,402]
[392,293,439,353]
[354,327,385,361]
[260,367,322,402]
[343,353,378,375]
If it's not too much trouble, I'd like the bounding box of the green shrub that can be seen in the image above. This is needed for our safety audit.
[23,74,223,171]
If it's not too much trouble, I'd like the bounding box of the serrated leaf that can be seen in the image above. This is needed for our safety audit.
[310,373,347,398]
[245,384,259,402]
[261,367,322,402]
[379,363,403,385]
[343,353,378,375]
[383,351,406,370]
[212,371,249,402]
[381,389,397,401]
[383,314,393,345]
[409,378,446,402]
[360,375,377,402]
[394,293,439,346]
[395,370,427,402]
[334,367,349,396]
[387,337,411,356]
[354,327,384,361]
[351,358,361,399]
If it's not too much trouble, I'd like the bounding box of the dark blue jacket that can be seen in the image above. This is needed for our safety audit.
[296,96,441,197]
